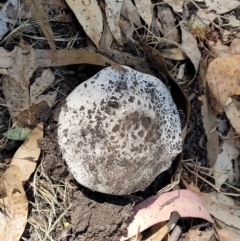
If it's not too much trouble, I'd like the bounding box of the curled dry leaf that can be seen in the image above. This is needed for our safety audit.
[11,123,43,181]
[65,0,103,48]
[105,0,123,45]
[206,56,240,113]
[134,0,152,28]
[0,165,28,241]
[120,190,213,240]
[25,0,56,56]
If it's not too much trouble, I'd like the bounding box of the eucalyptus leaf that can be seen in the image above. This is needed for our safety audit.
[3,128,31,141]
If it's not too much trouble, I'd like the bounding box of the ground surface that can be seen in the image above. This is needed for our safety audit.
[1,1,234,240]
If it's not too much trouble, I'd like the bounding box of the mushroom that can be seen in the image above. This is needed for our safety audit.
[58,66,182,195]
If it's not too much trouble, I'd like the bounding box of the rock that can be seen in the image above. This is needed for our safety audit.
[58,66,182,195]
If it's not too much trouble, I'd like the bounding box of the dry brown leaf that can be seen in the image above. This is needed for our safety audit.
[2,41,38,126]
[180,22,201,81]
[30,69,55,102]
[186,225,214,241]
[159,48,185,60]
[210,39,230,57]
[0,0,18,40]
[1,41,57,127]
[145,212,180,241]
[206,56,240,113]
[192,9,216,29]
[205,0,240,14]
[99,3,113,50]
[35,48,121,69]
[0,47,16,69]
[201,95,219,167]
[217,228,240,241]
[121,190,212,240]
[121,0,142,27]
[214,130,239,188]
[230,32,240,55]
[11,123,43,181]
[224,98,240,134]
[163,0,184,12]
[65,0,103,48]
[105,0,123,45]
[134,0,152,28]
[184,183,240,231]
[200,59,219,168]
[157,4,180,46]
[0,165,28,241]
[101,48,154,75]
[119,17,135,43]
[25,0,56,57]
[234,86,240,95]
[151,17,161,38]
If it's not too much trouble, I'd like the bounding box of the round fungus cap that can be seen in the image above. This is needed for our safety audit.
[58,66,182,195]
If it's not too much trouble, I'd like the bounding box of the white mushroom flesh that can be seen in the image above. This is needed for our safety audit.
[58,66,182,195]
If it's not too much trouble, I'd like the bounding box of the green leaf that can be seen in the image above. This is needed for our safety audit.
[3,128,31,141]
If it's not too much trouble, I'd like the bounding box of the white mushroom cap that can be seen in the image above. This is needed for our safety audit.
[58,66,182,195]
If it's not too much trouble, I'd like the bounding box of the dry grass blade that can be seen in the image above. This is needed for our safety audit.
[28,162,75,240]
[182,160,240,196]
[25,0,56,58]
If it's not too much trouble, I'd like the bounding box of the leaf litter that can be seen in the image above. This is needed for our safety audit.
[0,41,57,128]
[0,0,240,241]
